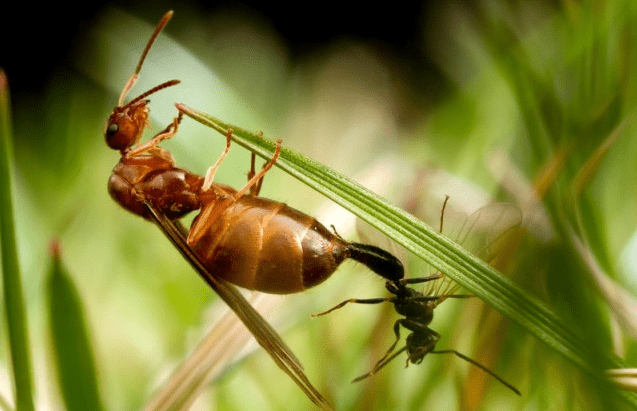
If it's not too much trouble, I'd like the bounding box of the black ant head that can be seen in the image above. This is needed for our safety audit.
[405,332,437,365]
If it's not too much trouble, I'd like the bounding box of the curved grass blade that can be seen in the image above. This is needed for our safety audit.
[0,70,36,411]
[47,242,105,411]
[146,205,333,411]
[176,103,637,407]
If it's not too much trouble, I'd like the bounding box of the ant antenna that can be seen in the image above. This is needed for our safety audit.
[118,10,174,106]
[431,349,521,396]
[352,346,520,396]
[123,79,181,109]
[439,195,450,233]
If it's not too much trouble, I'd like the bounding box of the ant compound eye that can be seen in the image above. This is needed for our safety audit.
[106,123,119,138]
[105,121,131,151]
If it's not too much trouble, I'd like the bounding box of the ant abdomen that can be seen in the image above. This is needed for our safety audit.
[189,195,404,294]
[190,196,346,294]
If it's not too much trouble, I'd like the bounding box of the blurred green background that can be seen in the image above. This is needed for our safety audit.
[2,0,637,410]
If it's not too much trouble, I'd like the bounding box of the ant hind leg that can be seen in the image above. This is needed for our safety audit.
[188,137,280,247]
[234,139,282,200]
[247,152,267,196]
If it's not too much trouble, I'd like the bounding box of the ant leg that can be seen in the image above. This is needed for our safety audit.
[125,112,183,159]
[351,320,406,383]
[439,195,450,233]
[233,139,281,200]
[372,320,405,367]
[402,274,444,285]
[202,129,233,192]
[351,345,408,383]
[189,138,281,247]
[186,129,233,246]
[408,294,473,304]
[430,349,521,395]
[311,296,394,317]
[247,153,258,194]
[329,225,344,240]
[247,153,267,196]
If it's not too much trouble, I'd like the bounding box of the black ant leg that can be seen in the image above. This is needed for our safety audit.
[351,345,408,383]
[429,350,521,395]
[312,296,395,317]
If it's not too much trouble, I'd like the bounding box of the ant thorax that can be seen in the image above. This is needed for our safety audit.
[388,281,435,324]
[108,157,203,220]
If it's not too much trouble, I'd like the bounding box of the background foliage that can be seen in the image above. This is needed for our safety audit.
[1,1,637,410]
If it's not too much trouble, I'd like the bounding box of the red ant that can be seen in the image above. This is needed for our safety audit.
[104,10,404,409]
[105,13,404,295]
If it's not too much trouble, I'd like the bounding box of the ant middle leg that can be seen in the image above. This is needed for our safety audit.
[187,137,281,246]
[202,128,233,192]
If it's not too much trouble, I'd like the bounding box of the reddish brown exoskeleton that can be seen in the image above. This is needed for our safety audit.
[103,10,403,409]
[104,11,334,409]
[105,14,404,295]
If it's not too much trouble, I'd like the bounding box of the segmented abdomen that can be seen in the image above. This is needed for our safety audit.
[191,196,350,294]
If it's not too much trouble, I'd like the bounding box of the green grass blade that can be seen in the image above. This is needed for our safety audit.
[177,103,637,406]
[47,242,105,411]
[0,70,36,411]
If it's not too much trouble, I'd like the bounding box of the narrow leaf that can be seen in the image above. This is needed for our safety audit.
[147,208,333,411]
[0,69,36,411]
[177,103,637,406]
[47,241,104,411]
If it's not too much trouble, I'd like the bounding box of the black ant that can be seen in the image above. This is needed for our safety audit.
[314,198,521,396]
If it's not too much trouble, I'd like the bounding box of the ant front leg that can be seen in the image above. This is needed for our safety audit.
[125,111,184,160]
[402,274,444,285]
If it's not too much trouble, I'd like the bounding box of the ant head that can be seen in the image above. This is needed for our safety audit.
[104,80,180,151]
[105,11,177,153]
[105,99,148,151]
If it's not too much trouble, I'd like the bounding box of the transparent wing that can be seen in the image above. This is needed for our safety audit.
[147,204,333,411]
[357,200,522,304]
[426,201,522,305]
